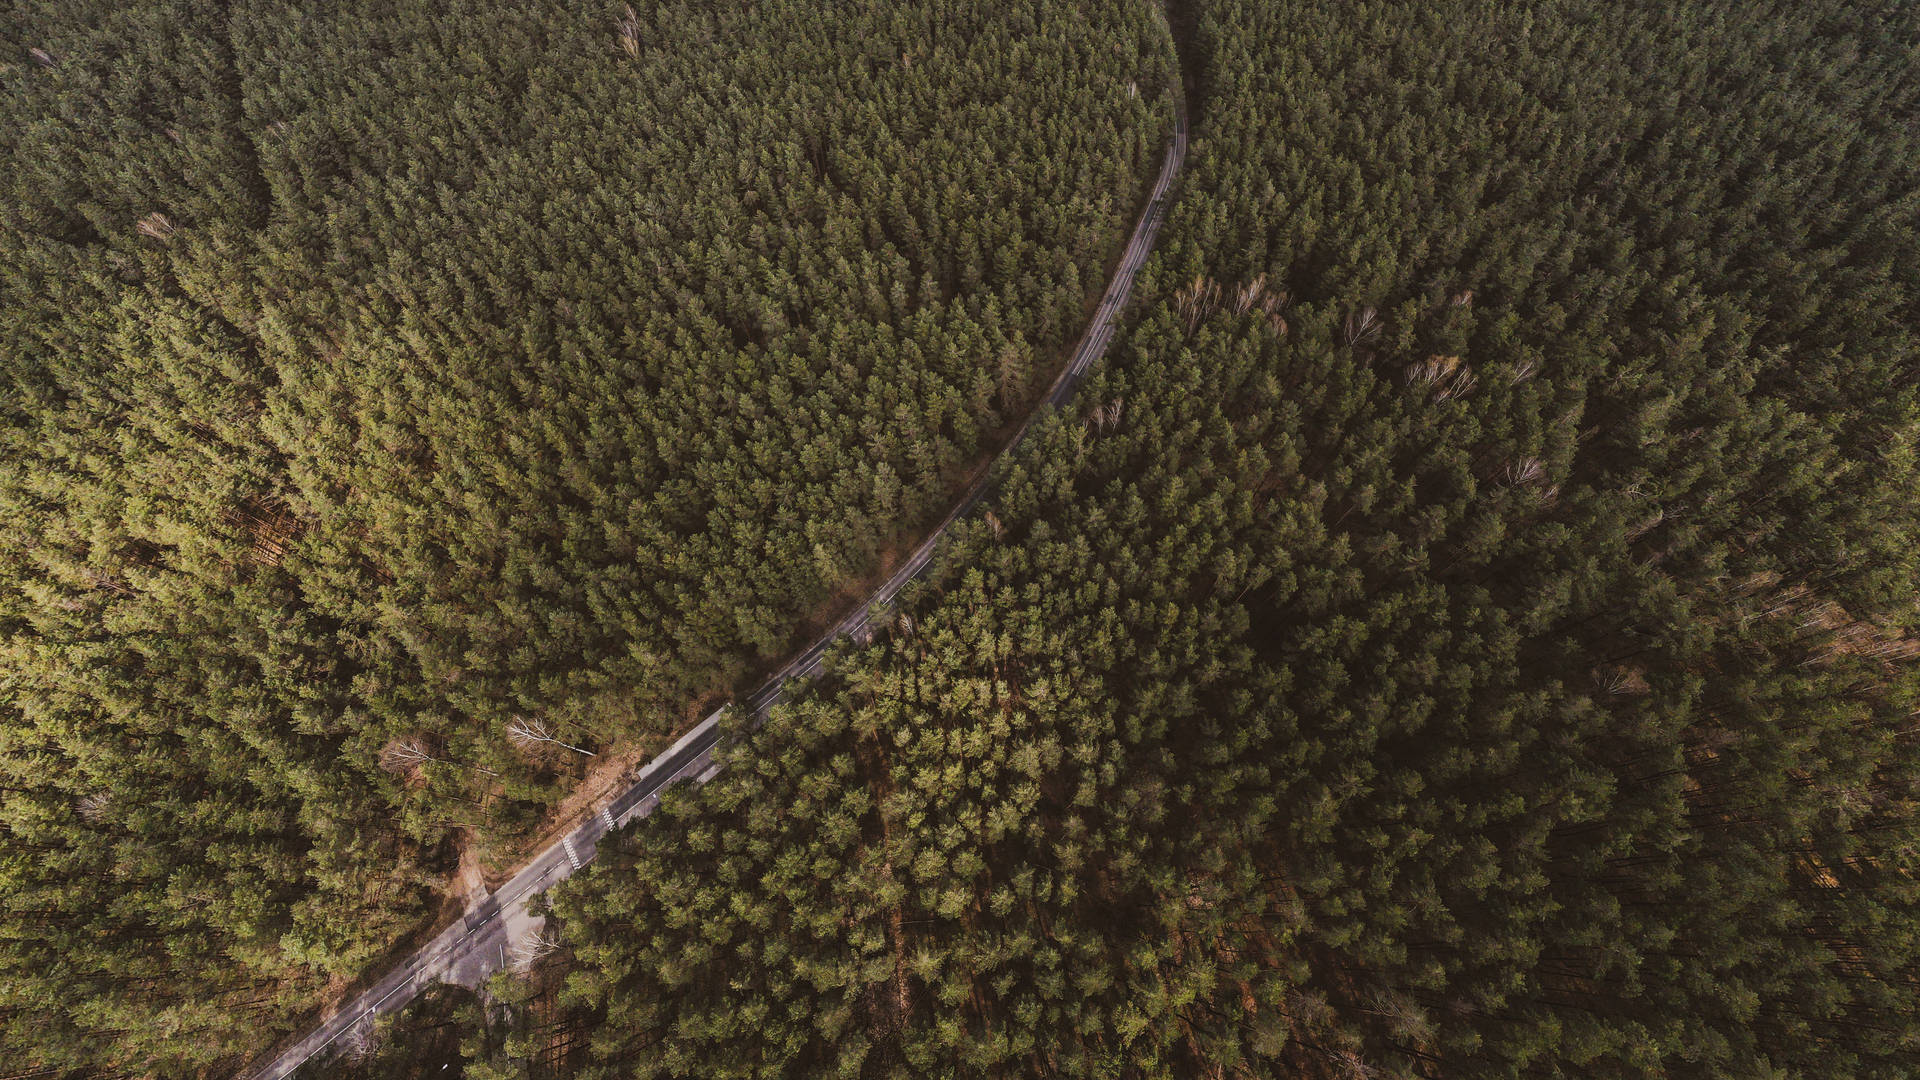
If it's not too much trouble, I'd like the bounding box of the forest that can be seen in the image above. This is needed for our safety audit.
[7,0,1920,1076]
[0,0,1171,1072]
[538,0,1920,1077]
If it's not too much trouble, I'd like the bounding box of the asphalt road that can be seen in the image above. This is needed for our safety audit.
[243,67,1187,1080]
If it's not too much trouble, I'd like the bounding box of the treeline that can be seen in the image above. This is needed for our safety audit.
[546,0,1920,1077]
[0,0,1171,1072]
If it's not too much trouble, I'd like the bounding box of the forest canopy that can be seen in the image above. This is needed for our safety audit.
[542,0,1920,1077]
[8,0,1920,1076]
[0,0,1172,1072]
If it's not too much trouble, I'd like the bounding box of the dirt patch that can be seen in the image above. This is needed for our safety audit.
[457,835,488,905]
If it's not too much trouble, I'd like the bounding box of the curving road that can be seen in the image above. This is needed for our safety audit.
[244,56,1187,1080]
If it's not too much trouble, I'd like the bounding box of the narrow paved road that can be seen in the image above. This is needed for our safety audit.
[245,62,1187,1080]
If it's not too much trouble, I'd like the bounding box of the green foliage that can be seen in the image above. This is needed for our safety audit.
[0,0,1170,1073]
[14,0,1920,1075]
[329,986,478,1080]
[324,977,567,1080]
[550,0,1920,1076]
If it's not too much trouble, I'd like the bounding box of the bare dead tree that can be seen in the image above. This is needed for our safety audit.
[76,792,111,824]
[1372,990,1434,1045]
[616,4,642,57]
[1336,1049,1381,1080]
[1406,354,1478,401]
[380,737,434,777]
[1503,456,1546,486]
[381,735,500,777]
[983,510,1004,542]
[1089,396,1127,433]
[1286,988,1334,1028]
[1595,665,1651,696]
[1174,275,1222,335]
[1343,305,1382,347]
[507,715,595,756]
[136,211,175,241]
[1230,274,1289,331]
[509,930,562,972]
[342,1014,382,1061]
